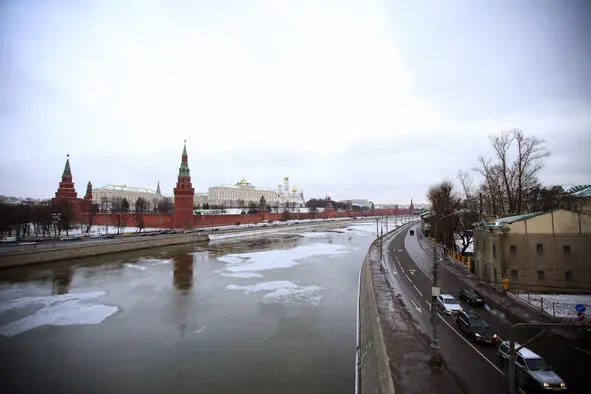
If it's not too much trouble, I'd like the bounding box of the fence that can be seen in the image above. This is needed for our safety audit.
[512,291,589,322]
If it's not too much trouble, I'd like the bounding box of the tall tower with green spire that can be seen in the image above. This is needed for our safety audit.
[54,154,78,200]
[173,141,195,228]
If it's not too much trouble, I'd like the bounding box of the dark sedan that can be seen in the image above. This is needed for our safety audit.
[457,288,486,307]
[456,310,500,345]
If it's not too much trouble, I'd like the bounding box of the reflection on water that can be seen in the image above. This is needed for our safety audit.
[51,267,73,295]
[173,253,194,291]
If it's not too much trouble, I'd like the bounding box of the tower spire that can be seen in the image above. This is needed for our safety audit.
[178,140,190,177]
[62,154,72,178]
[156,181,161,195]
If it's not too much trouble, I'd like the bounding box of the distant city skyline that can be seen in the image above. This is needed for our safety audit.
[2,1,589,204]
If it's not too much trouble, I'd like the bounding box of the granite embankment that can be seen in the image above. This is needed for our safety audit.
[0,219,355,268]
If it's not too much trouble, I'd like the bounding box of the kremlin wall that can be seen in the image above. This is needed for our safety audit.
[52,143,413,230]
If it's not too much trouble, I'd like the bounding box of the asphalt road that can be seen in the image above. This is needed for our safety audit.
[387,223,590,394]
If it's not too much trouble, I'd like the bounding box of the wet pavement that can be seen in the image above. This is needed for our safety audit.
[0,220,403,394]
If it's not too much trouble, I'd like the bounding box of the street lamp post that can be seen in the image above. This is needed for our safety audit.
[430,210,468,368]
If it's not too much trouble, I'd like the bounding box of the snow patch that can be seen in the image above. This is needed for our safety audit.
[515,293,591,318]
[0,291,118,337]
[227,281,325,305]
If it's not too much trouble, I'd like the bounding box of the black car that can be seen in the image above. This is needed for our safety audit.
[456,310,500,344]
[457,288,486,306]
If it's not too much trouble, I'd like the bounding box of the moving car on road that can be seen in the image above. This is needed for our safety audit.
[436,294,463,315]
[497,341,567,392]
[457,288,486,307]
[456,310,500,344]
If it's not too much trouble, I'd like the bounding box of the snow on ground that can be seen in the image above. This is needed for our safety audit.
[0,291,119,337]
[514,292,591,318]
[226,281,326,305]
[217,243,350,275]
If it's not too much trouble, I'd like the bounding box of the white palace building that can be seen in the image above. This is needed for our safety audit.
[194,177,305,209]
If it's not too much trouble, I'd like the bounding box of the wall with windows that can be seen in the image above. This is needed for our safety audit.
[500,233,591,292]
[474,210,591,292]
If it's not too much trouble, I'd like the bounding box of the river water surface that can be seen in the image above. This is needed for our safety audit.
[0,220,402,394]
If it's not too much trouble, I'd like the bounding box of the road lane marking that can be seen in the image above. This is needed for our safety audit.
[437,312,505,376]
[411,299,422,314]
[409,269,416,276]
[405,274,412,282]
[412,284,423,297]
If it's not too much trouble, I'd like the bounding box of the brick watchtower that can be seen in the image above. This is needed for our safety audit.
[52,155,82,217]
[55,155,78,200]
[173,141,195,229]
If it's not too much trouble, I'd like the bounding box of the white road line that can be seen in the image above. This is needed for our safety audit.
[437,313,505,376]
[410,299,422,313]
[412,284,423,297]
[405,274,412,282]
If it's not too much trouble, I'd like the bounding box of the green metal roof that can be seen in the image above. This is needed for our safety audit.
[564,185,591,194]
[493,211,548,224]
[62,157,72,177]
[571,186,591,198]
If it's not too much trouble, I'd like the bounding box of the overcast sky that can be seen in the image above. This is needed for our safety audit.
[1,0,589,204]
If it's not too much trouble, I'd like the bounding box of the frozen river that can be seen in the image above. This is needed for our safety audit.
[0,219,404,394]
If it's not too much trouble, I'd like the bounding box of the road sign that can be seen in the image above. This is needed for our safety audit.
[577,312,585,323]
[575,304,586,313]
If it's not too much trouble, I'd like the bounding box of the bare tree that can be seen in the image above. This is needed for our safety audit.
[474,129,549,218]
[427,180,461,248]
[135,197,148,232]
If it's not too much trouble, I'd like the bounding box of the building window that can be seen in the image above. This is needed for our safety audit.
[492,244,496,259]
[565,270,572,283]
[536,243,543,256]
[563,245,571,259]
[510,245,517,256]
[511,270,518,281]
[537,270,545,285]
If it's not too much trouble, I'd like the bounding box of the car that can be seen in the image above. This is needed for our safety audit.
[457,288,486,307]
[436,294,463,315]
[409,230,415,235]
[456,310,500,344]
[1,236,17,243]
[497,341,567,392]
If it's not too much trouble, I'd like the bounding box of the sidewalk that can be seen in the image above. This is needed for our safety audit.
[415,228,590,346]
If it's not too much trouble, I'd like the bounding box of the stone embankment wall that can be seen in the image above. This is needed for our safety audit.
[358,238,396,394]
[0,233,209,268]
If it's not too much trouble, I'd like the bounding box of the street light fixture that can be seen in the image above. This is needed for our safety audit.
[429,209,470,368]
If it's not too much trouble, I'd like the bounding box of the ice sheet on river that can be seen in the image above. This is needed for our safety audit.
[227,281,325,305]
[0,291,118,337]
[217,243,350,274]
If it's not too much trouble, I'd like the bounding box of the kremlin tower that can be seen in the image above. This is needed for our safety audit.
[52,155,84,217]
[173,141,195,229]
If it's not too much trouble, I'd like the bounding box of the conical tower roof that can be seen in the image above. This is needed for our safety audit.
[178,141,190,177]
[62,155,72,177]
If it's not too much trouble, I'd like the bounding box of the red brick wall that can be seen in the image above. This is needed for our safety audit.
[84,208,411,231]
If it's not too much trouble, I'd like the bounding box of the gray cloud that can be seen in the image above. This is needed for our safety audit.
[1,0,589,204]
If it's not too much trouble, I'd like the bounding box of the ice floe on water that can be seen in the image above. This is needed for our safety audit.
[299,231,331,238]
[218,243,349,274]
[227,281,326,305]
[124,263,148,271]
[220,272,264,279]
[0,291,118,337]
